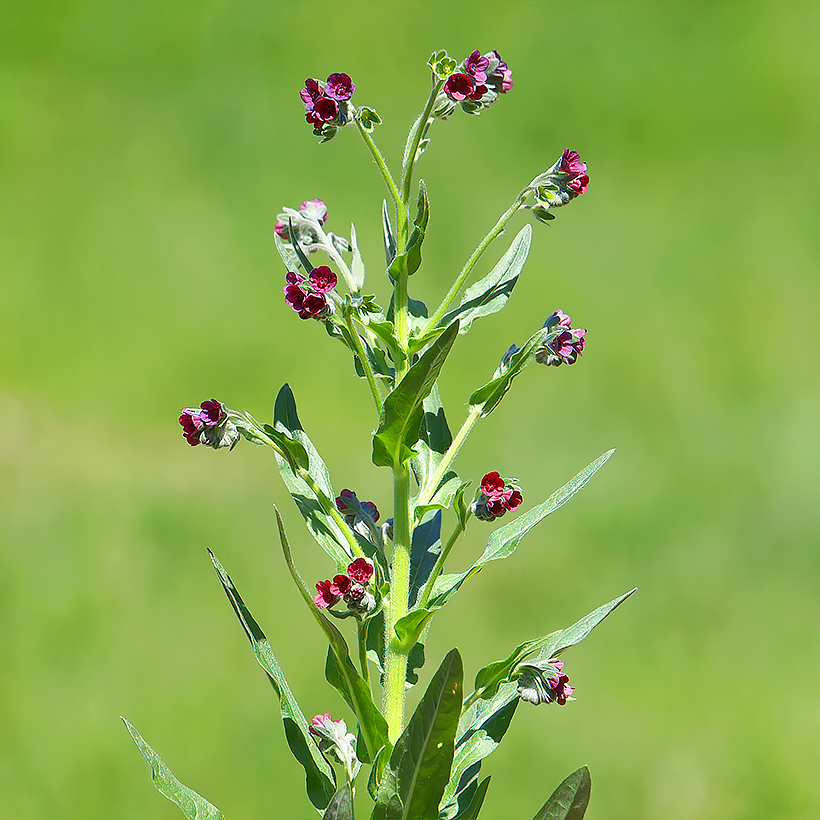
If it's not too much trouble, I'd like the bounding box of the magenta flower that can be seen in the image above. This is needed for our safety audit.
[274,220,289,239]
[516,660,575,706]
[560,149,589,195]
[308,266,337,293]
[537,310,586,366]
[548,661,574,706]
[179,399,226,446]
[325,73,355,101]
[445,73,479,102]
[309,712,360,780]
[335,489,379,524]
[464,50,489,84]
[314,579,340,609]
[472,472,523,521]
[490,50,513,92]
[298,198,328,224]
[299,292,330,320]
[347,557,374,585]
[330,573,352,596]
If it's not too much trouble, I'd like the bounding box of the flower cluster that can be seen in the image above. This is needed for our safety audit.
[516,660,574,706]
[274,198,350,257]
[438,50,513,116]
[536,310,586,366]
[314,557,376,614]
[284,266,337,320]
[178,399,239,449]
[309,713,360,781]
[301,73,355,140]
[527,149,589,219]
[472,471,523,521]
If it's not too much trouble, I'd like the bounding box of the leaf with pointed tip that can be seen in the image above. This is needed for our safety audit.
[409,511,441,607]
[412,383,453,486]
[323,782,354,820]
[350,223,365,291]
[207,551,336,810]
[451,776,491,820]
[373,649,463,820]
[288,217,314,274]
[383,200,397,266]
[372,322,459,469]
[274,231,300,271]
[441,226,530,337]
[273,384,352,568]
[425,451,615,614]
[122,718,224,820]
[533,766,591,820]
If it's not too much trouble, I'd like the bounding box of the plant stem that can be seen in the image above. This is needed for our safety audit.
[400,80,444,206]
[416,518,467,610]
[383,464,412,742]
[344,309,383,413]
[357,620,370,688]
[356,121,402,212]
[421,191,528,337]
[417,403,483,509]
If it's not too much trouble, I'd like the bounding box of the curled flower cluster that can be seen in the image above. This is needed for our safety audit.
[274,198,350,257]
[336,488,379,526]
[309,712,360,781]
[516,660,574,706]
[438,49,512,116]
[284,266,337,320]
[472,471,523,521]
[536,310,586,366]
[528,149,589,218]
[314,557,376,614]
[301,73,355,140]
[178,399,239,449]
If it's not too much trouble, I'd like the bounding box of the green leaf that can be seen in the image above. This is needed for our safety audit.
[274,231,300,271]
[443,226,529,335]
[412,383,453,485]
[122,718,225,820]
[393,608,435,653]
[288,217,315,274]
[426,451,615,614]
[372,322,459,469]
[349,223,365,291]
[468,324,556,416]
[408,511,442,607]
[532,766,592,820]
[323,782,354,820]
[373,649,463,820]
[451,776,491,820]
[273,384,352,567]
[207,551,336,811]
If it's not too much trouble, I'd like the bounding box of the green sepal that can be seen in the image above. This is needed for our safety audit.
[357,106,382,132]
[273,384,353,568]
[428,50,457,79]
[372,649,463,820]
[532,766,592,820]
[122,718,225,820]
[468,324,557,416]
[208,550,336,811]
[372,321,459,469]
[425,451,616,616]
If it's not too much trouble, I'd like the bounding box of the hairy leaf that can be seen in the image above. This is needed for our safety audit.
[323,782,354,820]
[532,766,591,820]
[122,719,224,820]
[349,223,365,292]
[373,649,463,820]
[208,551,336,810]
[372,322,459,469]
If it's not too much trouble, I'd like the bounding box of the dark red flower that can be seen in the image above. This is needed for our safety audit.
[330,574,352,596]
[347,557,373,585]
[314,579,340,609]
[444,73,477,101]
[325,73,355,101]
[308,266,337,293]
[480,471,506,498]
[299,291,329,319]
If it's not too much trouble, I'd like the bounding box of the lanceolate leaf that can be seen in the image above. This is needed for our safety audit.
[383,200,397,266]
[468,325,556,416]
[122,718,225,820]
[273,383,352,568]
[373,649,463,820]
[452,776,491,820]
[532,766,592,820]
[349,223,365,292]
[408,510,441,607]
[372,321,459,469]
[443,225,530,334]
[207,551,336,811]
[274,231,300,271]
[425,451,615,614]
[412,383,453,487]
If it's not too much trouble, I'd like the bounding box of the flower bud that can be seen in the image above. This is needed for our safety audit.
[535,310,586,366]
[515,659,574,706]
[178,399,239,449]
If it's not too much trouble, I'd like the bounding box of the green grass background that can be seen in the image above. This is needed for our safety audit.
[2,2,819,818]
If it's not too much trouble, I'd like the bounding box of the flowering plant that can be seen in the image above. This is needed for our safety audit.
[123,48,635,820]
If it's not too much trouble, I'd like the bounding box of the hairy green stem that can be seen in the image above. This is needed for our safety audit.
[400,80,444,207]
[383,464,412,742]
[416,517,468,610]
[356,121,403,213]
[417,403,484,509]
[422,191,528,336]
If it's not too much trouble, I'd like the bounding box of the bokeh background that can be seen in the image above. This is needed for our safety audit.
[2,2,819,818]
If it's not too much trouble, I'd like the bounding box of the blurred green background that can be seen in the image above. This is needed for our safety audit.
[2,2,819,818]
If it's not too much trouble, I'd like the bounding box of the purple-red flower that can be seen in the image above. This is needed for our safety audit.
[335,489,379,524]
[560,149,589,195]
[301,74,355,137]
[490,50,513,93]
[284,268,335,320]
[444,72,485,102]
[314,557,375,614]
[537,310,586,366]
[179,399,226,446]
[437,50,512,116]
[548,661,574,706]
[324,73,355,101]
[464,50,489,84]
[516,660,575,706]
[472,472,523,521]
